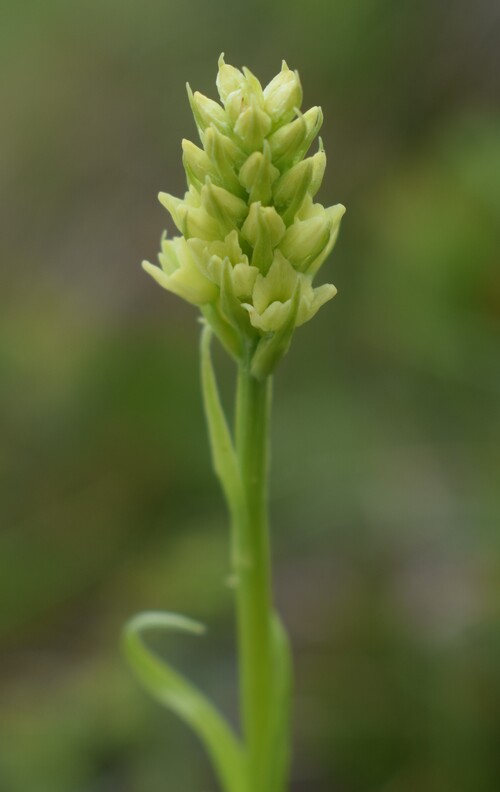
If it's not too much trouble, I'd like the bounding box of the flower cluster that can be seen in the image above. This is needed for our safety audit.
[143,56,345,377]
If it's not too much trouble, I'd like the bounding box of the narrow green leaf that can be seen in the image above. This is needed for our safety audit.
[201,304,242,361]
[200,324,243,514]
[123,611,247,792]
[266,613,293,792]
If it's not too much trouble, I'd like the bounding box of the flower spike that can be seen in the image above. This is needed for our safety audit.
[144,57,345,376]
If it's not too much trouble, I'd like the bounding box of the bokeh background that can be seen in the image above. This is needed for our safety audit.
[1,1,499,790]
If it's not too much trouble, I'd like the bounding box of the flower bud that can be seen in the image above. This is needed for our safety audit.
[309,140,327,197]
[305,204,346,276]
[263,60,302,125]
[216,54,245,104]
[238,142,280,205]
[205,253,225,285]
[204,126,245,196]
[242,66,265,104]
[231,261,259,300]
[241,203,286,249]
[279,212,332,272]
[223,66,265,128]
[182,206,223,241]
[182,139,218,189]
[187,85,228,136]
[142,235,218,306]
[219,258,253,335]
[158,191,184,225]
[159,191,221,241]
[222,228,248,265]
[234,104,272,152]
[241,202,286,273]
[223,90,244,128]
[268,106,323,169]
[200,178,248,236]
[273,158,313,225]
[273,144,326,220]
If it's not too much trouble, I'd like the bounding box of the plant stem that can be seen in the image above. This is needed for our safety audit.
[234,348,273,792]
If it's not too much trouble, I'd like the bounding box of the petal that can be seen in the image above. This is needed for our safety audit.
[243,299,292,333]
[296,282,337,326]
[252,250,298,313]
[142,250,218,305]
[232,262,259,300]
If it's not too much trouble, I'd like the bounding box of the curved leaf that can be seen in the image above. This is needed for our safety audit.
[266,613,293,792]
[123,611,247,792]
[200,324,244,519]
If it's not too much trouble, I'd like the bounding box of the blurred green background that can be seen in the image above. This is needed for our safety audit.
[1,1,499,790]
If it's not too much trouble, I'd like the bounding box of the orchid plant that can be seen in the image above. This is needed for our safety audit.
[123,55,345,792]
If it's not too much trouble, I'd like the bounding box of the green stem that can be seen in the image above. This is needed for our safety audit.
[234,348,274,792]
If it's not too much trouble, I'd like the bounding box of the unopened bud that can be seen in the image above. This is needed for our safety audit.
[231,261,259,300]
[234,104,272,152]
[279,212,332,272]
[224,66,265,128]
[268,106,323,169]
[242,66,265,103]
[159,192,221,241]
[187,85,228,136]
[238,142,280,204]
[200,179,248,236]
[216,54,245,104]
[158,191,184,227]
[219,258,253,335]
[309,140,327,197]
[241,202,286,273]
[274,143,326,219]
[204,126,245,196]
[182,139,218,189]
[305,204,346,276]
[263,61,302,125]
[273,158,313,225]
